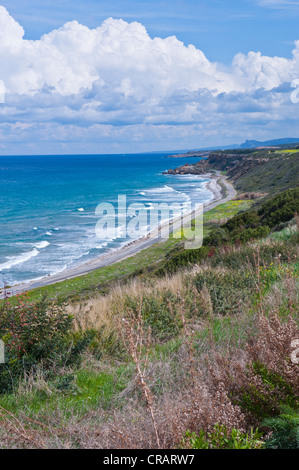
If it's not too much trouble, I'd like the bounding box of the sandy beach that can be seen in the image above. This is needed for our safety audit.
[6,173,236,296]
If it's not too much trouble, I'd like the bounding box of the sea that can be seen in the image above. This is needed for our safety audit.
[0,153,213,286]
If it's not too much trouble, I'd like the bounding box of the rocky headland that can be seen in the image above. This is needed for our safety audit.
[163,151,267,178]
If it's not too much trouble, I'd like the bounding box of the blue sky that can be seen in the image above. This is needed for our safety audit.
[0,0,299,154]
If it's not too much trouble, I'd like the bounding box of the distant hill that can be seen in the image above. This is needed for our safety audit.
[165,146,299,195]
[165,138,299,157]
[240,138,299,149]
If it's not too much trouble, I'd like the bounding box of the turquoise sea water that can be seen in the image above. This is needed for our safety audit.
[0,153,212,286]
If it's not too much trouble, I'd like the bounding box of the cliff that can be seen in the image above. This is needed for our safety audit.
[164,147,299,194]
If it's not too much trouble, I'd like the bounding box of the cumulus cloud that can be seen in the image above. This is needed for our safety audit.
[0,6,299,152]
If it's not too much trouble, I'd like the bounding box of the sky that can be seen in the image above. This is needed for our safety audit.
[0,0,299,154]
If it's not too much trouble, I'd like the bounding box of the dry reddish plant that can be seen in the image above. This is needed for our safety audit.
[208,312,299,424]
[1,311,297,449]
[246,246,265,315]
[247,314,299,394]
[120,299,161,448]
[0,405,48,448]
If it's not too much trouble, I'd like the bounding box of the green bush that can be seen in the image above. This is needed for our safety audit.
[258,187,299,228]
[264,407,299,449]
[210,242,297,271]
[221,188,298,241]
[182,424,263,449]
[194,270,254,315]
[236,362,299,421]
[154,188,298,276]
[125,292,180,340]
[0,295,92,393]
[157,246,210,276]
[88,325,126,360]
[0,295,72,361]
[223,210,260,234]
[232,225,271,244]
[203,228,229,247]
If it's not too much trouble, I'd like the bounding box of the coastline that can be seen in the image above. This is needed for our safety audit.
[6,174,236,297]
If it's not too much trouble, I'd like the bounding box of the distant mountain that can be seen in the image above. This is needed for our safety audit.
[164,137,299,158]
[240,138,299,149]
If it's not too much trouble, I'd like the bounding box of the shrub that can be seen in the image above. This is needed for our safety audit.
[154,188,299,277]
[210,242,297,271]
[193,269,254,315]
[124,293,180,340]
[182,424,263,449]
[258,188,299,228]
[87,325,125,360]
[0,295,71,361]
[232,225,271,244]
[157,246,210,276]
[237,362,298,420]
[264,407,299,449]
[203,228,229,247]
[223,210,260,234]
[209,314,299,423]
[0,295,91,393]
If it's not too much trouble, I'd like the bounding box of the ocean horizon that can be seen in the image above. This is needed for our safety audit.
[0,153,213,286]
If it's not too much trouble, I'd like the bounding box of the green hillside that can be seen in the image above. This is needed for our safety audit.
[0,148,298,449]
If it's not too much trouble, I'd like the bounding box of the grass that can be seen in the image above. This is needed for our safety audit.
[274,150,299,155]
[0,365,132,418]
[171,199,251,241]
[202,199,251,227]
[232,154,299,194]
[0,220,298,448]
[194,314,253,348]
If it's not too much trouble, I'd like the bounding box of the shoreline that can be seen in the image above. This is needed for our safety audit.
[5,174,235,297]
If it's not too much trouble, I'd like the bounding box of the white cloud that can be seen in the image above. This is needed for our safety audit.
[0,9,230,96]
[0,6,299,152]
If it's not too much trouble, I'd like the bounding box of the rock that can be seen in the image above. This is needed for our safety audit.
[163,163,205,175]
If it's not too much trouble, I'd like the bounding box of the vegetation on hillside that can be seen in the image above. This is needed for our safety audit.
[0,184,298,448]
[166,145,299,195]
[157,187,299,275]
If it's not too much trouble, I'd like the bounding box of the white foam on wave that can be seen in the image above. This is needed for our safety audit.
[45,231,52,236]
[141,185,193,205]
[34,241,50,249]
[73,251,90,260]
[0,248,39,271]
[141,185,177,195]
[49,264,68,276]
[96,242,108,249]
[78,208,84,212]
